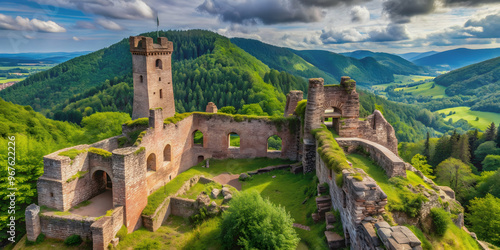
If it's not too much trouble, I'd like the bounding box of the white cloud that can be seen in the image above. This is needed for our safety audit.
[73,36,80,41]
[34,0,154,20]
[0,14,66,32]
[95,18,124,30]
[350,6,370,22]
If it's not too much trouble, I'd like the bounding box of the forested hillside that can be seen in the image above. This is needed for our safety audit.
[232,38,397,85]
[292,49,394,85]
[341,50,431,76]
[230,38,337,84]
[433,56,500,113]
[1,31,307,121]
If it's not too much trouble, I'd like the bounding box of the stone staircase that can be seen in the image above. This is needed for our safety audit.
[312,183,346,249]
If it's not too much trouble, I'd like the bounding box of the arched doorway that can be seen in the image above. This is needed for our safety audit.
[147,153,156,171]
[93,170,112,193]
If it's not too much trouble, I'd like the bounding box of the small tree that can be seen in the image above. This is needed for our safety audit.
[485,122,496,141]
[219,191,299,250]
[411,154,434,178]
[467,194,500,245]
[436,158,472,197]
[219,106,236,114]
[482,155,500,172]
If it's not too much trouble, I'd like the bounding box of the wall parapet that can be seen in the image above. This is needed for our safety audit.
[336,137,406,178]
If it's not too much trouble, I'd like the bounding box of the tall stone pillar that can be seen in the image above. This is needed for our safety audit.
[302,78,324,173]
[25,204,41,242]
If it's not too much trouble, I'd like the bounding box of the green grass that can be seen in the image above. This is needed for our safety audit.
[13,236,92,250]
[116,216,222,250]
[406,170,433,190]
[229,134,240,147]
[395,81,448,98]
[143,158,296,215]
[436,106,500,130]
[58,149,87,160]
[242,170,327,249]
[0,78,23,84]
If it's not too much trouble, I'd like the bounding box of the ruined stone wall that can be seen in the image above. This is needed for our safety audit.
[170,197,198,217]
[316,141,389,250]
[39,213,95,240]
[91,206,124,250]
[112,147,147,232]
[336,138,406,178]
[284,90,303,117]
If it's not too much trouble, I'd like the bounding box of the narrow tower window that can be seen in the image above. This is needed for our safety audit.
[140,75,143,83]
[159,77,161,81]
[156,59,163,69]
[160,89,163,98]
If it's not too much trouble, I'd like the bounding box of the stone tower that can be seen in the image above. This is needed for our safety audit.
[130,36,175,119]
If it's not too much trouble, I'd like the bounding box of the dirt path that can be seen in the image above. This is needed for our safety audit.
[70,189,113,217]
[213,173,242,190]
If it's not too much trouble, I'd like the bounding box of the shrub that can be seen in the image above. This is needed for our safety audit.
[219,191,299,249]
[431,208,450,236]
[64,234,82,246]
[25,233,45,246]
[116,225,128,240]
[124,117,148,127]
[134,238,162,250]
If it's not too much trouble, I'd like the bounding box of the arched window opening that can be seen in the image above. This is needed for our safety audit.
[155,59,163,69]
[193,130,204,147]
[267,135,282,152]
[163,144,171,162]
[228,132,240,148]
[147,153,156,171]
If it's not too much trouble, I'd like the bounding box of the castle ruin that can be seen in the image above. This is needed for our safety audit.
[25,35,458,250]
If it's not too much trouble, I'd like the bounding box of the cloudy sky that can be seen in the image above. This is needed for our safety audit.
[0,0,499,54]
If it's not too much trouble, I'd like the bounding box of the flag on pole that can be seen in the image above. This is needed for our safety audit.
[156,15,159,38]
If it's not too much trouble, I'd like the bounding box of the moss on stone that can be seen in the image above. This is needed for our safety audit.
[134,147,145,155]
[66,170,89,183]
[164,112,193,125]
[124,117,149,127]
[311,125,351,175]
[88,147,112,158]
[59,149,87,160]
[133,131,147,146]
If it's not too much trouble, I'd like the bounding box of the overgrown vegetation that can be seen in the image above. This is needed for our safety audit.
[66,170,89,183]
[88,147,112,158]
[311,125,350,175]
[430,208,449,236]
[219,191,299,249]
[63,235,82,246]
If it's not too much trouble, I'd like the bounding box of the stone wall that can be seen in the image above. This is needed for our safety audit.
[39,212,95,240]
[170,197,199,217]
[336,138,406,178]
[315,142,388,250]
[284,90,303,117]
[91,206,124,250]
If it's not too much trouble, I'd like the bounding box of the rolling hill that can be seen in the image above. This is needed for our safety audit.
[414,47,500,71]
[341,50,431,76]
[434,56,500,113]
[291,49,394,85]
[231,38,398,85]
[230,38,338,84]
[397,51,438,61]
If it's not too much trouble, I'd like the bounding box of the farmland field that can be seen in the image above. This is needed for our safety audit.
[436,106,500,130]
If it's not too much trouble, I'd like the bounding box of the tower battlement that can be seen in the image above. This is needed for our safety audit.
[129,36,173,54]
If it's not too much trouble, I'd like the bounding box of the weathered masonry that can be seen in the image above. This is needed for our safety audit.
[26,34,456,250]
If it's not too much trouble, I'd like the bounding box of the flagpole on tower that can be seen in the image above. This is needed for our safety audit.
[156,15,159,38]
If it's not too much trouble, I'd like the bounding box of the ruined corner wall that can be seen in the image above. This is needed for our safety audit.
[336,138,406,178]
[38,136,120,211]
[315,143,388,250]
